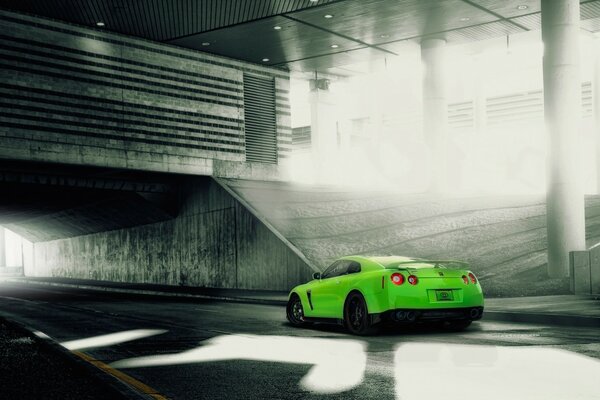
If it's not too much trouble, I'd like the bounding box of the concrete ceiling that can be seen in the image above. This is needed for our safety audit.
[1,0,599,75]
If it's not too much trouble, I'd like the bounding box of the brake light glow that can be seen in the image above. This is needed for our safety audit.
[468,272,477,284]
[390,273,404,285]
[462,275,469,285]
[408,275,418,285]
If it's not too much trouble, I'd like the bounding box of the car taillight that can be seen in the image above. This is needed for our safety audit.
[390,273,404,285]
[462,275,469,285]
[468,272,477,284]
[408,275,418,285]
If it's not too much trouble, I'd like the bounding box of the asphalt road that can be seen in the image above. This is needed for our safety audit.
[0,281,599,400]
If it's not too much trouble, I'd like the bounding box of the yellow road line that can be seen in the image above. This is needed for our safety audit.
[73,351,168,400]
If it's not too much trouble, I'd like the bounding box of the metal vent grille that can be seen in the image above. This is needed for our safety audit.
[292,126,312,152]
[486,90,544,126]
[243,74,278,164]
[448,101,474,130]
[486,82,591,126]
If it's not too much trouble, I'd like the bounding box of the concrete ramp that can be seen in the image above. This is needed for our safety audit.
[219,179,600,296]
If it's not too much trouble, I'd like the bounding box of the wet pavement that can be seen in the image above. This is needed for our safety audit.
[12,276,600,327]
[0,281,599,400]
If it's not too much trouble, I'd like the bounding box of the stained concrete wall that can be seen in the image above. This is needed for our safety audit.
[27,178,312,291]
[0,9,292,179]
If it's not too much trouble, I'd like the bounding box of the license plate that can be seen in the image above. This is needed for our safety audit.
[435,290,454,301]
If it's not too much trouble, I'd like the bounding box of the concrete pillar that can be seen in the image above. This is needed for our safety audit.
[421,38,448,193]
[309,78,338,183]
[0,227,5,268]
[542,0,586,278]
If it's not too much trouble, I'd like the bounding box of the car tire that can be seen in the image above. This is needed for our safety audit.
[286,294,308,326]
[444,320,472,331]
[344,292,376,335]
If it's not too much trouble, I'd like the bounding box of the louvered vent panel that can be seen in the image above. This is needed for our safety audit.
[448,101,474,130]
[292,126,312,152]
[487,90,544,126]
[486,82,592,126]
[243,74,278,164]
[582,82,592,119]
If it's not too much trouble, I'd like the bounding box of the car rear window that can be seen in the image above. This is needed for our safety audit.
[382,260,468,269]
[384,262,441,269]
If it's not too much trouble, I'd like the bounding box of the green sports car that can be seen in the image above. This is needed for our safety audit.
[286,255,484,335]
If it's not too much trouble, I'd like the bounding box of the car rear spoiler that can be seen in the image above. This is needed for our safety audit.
[386,260,470,269]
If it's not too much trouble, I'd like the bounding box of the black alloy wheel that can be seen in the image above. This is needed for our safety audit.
[286,294,306,326]
[344,292,375,335]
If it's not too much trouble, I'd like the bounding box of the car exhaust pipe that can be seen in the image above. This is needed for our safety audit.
[406,311,416,322]
[470,308,480,319]
[395,310,406,321]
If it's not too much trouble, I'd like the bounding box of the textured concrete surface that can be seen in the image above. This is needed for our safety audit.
[29,178,312,291]
[0,281,599,400]
[0,9,291,178]
[222,179,600,296]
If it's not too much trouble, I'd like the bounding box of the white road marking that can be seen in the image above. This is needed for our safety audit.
[394,343,600,400]
[112,334,368,394]
[61,329,167,351]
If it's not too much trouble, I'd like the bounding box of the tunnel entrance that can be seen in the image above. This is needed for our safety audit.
[0,227,25,277]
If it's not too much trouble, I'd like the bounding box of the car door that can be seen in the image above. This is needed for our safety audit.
[309,261,346,317]
[311,260,361,318]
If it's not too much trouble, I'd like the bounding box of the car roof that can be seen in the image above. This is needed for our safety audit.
[338,255,417,270]
[338,255,470,271]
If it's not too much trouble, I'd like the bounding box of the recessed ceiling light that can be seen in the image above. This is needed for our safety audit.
[460,17,470,22]
[330,44,339,49]
[96,21,105,27]
[274,25,282,30]
[324,14,333,19]
[262,58,270,62]
[380,34,390,39]
[201,42,210,46]
[517,5,528,10]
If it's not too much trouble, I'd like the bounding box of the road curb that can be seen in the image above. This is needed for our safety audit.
[10,278,288,307]
[0,315,152,400]
[482,310,600,328]
[9,278,600,328]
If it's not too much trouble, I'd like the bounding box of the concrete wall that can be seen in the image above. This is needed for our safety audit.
[0,9,292,179]
[27,178,312,291]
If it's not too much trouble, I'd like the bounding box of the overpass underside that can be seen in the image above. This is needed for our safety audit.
[0,164,311,291]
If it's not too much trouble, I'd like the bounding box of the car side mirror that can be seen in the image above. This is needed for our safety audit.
[312,272,321,280]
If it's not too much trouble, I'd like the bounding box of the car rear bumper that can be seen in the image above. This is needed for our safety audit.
[373,306,484,324]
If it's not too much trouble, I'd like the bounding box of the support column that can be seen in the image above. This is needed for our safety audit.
[309,78,338,183]
[421,38,448,193]
[0,227,6,268]
[542,0,586,278]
